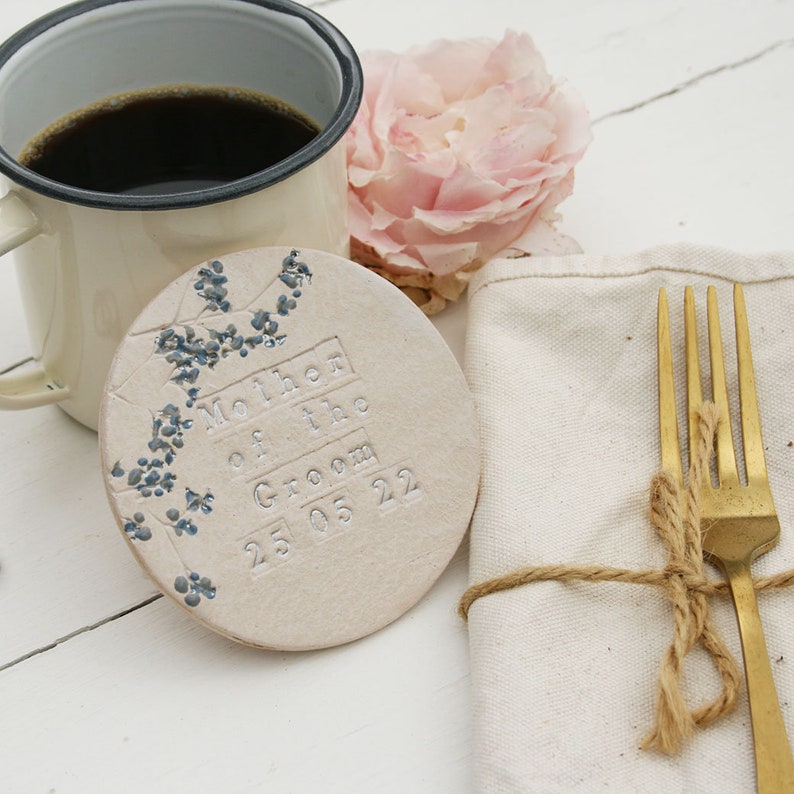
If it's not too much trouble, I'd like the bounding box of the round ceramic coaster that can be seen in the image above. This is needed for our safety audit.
[100,247,479,650]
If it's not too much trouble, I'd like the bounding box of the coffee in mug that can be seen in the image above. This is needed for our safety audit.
[18,84,321,195]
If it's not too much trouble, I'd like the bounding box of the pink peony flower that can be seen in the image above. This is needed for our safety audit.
[346,30,592,313]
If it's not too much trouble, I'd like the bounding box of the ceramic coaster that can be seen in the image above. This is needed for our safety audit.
[100,247,479,650]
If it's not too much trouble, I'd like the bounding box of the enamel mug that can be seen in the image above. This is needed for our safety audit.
[0,0,362,429]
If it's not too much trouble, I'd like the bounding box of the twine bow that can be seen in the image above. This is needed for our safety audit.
[642,402,739,752]
[458,403,794,754]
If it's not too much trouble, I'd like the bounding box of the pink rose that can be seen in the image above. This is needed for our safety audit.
[346,30,592,313]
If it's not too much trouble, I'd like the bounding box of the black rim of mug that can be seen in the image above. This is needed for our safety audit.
[0,0,363,211]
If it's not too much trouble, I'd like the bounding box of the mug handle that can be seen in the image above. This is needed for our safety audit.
[0,192,70,409]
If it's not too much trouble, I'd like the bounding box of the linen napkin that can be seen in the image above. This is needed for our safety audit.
[464,243,794,793]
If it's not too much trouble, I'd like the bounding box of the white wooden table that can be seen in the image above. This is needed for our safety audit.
[1,1,792,791]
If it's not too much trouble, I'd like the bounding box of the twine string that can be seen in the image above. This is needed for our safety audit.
[458,402,794,754]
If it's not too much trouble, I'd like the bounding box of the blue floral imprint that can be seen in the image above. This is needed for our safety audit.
[160,488,214,535]
[194,260,230,312]
[110,403,192,498]
[166,509,198,537]
[123,512,152,542]
[154,250,312,409]
[174,571,216,607]
[110,402,209,541]
[111,249,313,613]
[164,488,213,536]
[185,488,214,514]
[279,251,312,289]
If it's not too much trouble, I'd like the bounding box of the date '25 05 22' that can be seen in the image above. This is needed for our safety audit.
[243,464,421,575]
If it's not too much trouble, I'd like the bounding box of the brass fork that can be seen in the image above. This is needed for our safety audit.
[658,283,794,791]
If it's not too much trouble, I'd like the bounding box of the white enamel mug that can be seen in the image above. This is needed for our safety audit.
[0,0,361,430]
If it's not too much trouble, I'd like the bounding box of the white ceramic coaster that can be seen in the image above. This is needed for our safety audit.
[100,247,479,650]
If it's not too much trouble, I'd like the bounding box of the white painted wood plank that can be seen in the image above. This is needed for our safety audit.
[0,406,160,667]
[0,546,472,794]
[317,0,794,119]
[563,44,794,254]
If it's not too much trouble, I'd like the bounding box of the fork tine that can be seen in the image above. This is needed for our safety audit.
[657,288,683,485]
[684,286,706,484]
[734,283,769,485]
[707,286,740,486]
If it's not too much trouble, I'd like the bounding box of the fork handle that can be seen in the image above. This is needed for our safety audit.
[724,558,794,792]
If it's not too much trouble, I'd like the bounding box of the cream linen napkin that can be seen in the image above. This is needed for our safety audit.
[464,243,794,793]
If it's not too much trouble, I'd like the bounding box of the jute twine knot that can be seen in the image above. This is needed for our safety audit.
[458,402,794,755]
[642,402,740,753]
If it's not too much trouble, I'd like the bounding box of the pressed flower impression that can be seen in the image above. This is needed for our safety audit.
[346,30,592,313]
[101,247,479,650]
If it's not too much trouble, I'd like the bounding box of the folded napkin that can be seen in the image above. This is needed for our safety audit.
[464,243,794,793]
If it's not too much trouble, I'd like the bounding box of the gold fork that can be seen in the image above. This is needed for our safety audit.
[658,283,794,791]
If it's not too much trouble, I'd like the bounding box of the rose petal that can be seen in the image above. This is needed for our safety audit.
[465,31,549,98]
[408,38,495,102]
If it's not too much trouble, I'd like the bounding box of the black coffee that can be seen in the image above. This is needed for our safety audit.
[18,84,321,195]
